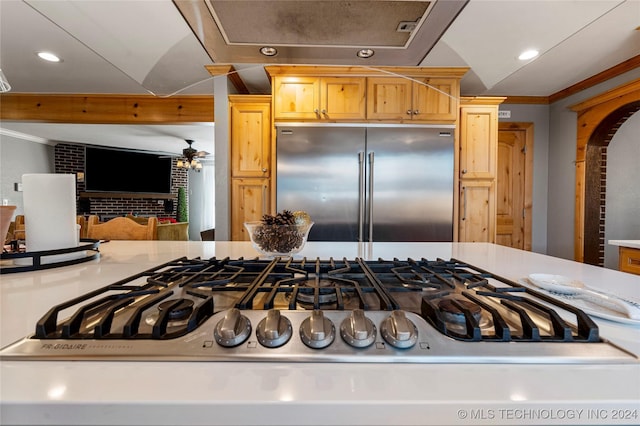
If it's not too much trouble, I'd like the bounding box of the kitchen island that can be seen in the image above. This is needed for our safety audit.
[1,241,639,425]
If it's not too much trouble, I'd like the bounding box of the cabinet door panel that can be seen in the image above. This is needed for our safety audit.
[460,107,497,179]
[459,180,495,242]
[231,102,271,177]
[273,77,319,119]
[321,77,366,120]
[231,178,270,241]
[412,78,458,121]
[366,77,412,120]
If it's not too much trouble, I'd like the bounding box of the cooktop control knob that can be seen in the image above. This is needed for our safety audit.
[340,309,376,348]
[300,310,335,349]
[214,308,251,347]
[256,309,292,348]
[380,310,418,349]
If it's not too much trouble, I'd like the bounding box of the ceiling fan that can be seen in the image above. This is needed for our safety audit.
[176,139,210,172]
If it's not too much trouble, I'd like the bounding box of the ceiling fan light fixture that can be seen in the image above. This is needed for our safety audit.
[37,51,62,62]
[356,49,374,59]
[518,49,539,61]
[260,46,278,57]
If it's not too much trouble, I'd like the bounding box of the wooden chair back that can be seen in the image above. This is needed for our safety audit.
[13,215,25,240]
[76,215,87,239]
[12,215,87,241]
[86,216,157,240]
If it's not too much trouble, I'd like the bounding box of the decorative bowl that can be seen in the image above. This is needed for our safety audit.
[244,221,314,257]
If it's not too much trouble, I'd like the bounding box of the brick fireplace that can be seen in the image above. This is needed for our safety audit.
[54,143,188,219]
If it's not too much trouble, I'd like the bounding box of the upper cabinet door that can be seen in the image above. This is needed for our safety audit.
[459,106,498,179]
[230,101,271,178]
[367,77,458,122]
[366,77,413,120]
[273,77,320,120]
[412,78,458,122]
[320,77,366,120]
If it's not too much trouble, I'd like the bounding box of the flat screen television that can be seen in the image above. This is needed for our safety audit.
[84,146,172,194]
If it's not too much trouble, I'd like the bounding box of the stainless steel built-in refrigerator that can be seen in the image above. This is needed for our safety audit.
[276,124,454,242]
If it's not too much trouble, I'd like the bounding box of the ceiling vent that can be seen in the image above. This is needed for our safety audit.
[396,20,419,33]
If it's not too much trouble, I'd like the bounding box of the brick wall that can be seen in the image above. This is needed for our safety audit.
[54,143,188,220]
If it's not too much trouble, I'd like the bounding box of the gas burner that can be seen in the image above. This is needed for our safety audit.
[159,299,194,320]
[295,279,341,304]
[438,298,482,324]
[436,297,493,336]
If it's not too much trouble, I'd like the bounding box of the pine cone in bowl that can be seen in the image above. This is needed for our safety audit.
[245,210,313,257]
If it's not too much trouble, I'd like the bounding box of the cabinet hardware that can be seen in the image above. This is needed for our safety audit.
[262,186,267,216]
[462,187,467,221]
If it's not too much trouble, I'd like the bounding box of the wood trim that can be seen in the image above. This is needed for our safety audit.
[571,79,640,262]
[228,95,272,104]
[460,96,506,106]
[79,192,176,200]
[502,96,550,105]
[550,55,640,104]
[0,94,214,123]
[205,65,250,94]
[265,65,469,79]
[570,79,640,113]
[490,56,639,105]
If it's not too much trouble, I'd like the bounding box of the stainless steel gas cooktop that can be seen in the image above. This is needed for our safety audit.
[1,257,636,363]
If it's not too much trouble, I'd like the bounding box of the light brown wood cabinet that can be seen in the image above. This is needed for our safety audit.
[457,98,503,242]
[231,178,270,241]
[619,246,640,275]
[229,95,272,240]
[459,180,496,242]
[273,76,366,121]
[366,77,458,122]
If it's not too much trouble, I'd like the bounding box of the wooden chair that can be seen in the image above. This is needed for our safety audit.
[13,215,25,240]
[76,215,87,239]
[86,215,157,240]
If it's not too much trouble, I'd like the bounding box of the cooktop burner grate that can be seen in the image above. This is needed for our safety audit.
[30,256,600,343]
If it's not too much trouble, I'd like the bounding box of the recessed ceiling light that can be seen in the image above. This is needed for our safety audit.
[357,49,375,59]
[259,47,277,57]
[37,51,62,62]
[518,49,539,61]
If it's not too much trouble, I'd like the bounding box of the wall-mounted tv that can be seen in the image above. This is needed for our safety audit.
[84,146,172,194]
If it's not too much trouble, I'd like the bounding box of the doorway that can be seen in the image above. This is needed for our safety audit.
[497,122,533,250]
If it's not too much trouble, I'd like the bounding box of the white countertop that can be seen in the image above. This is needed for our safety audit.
[1,241,639,426]
[609,240,640,249]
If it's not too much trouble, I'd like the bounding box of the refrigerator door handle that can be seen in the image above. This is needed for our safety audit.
[368,151,375,242]
[358,151,365,242]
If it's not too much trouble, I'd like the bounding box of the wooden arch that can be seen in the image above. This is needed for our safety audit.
[571,79,640,263]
